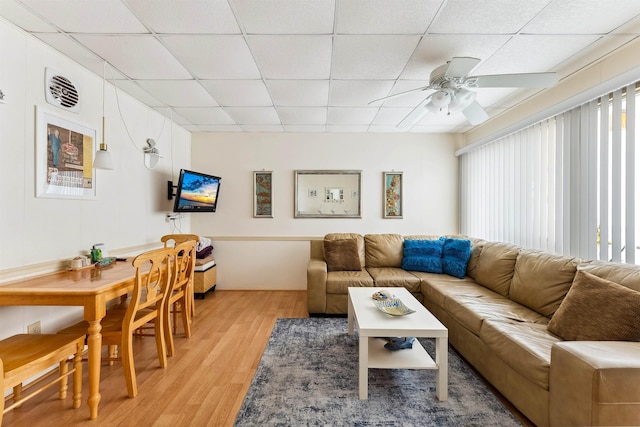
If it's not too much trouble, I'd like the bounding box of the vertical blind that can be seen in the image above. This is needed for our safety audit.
[460,83,638,263]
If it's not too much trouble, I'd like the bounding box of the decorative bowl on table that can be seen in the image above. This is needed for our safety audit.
[373,297,416,316]
[95,257,116,267]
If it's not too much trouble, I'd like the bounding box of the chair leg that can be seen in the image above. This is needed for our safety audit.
[0,359,3,426]
[58,359,68,399]
[155,316,168,368]
[121,333,138,398]
[13,384,22,408]
[73,342,83,409]
[181,299,191,338]
[164,305,175,357]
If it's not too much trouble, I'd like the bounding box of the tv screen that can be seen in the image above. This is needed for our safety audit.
[173,169,221,213]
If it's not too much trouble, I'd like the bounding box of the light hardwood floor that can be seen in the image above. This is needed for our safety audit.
[2,290,531,427]
[2,290,308,427]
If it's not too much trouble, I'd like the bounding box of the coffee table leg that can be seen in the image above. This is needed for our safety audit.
[347,295,354,335]
[435,336,448,401]
[359,336,368,399]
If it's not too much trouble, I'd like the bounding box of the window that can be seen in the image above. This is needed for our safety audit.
[460,83,638,264]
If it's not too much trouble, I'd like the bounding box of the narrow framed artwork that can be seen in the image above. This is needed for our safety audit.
[383,171,403,218]
[35,106,97,199]
[253,171,273,218]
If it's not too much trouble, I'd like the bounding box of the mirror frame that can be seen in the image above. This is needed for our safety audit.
[294,170,362,218]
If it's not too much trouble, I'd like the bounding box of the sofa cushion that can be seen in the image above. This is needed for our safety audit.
[418,273,485,309]
[401,239,444,273]
[547,270,640,341]
[474,241,520,297]
[364,234,404,268]
[579,260,640,292]
[324,233,365,267]
[325,271,374,294]
[481,319,560,390]
[441,238,472,279]
[323,239,362,272]
[510,250,580,318]
[366,267,421,293]
[465,238,486,280]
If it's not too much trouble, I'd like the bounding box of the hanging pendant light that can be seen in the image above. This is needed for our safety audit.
[94,62,113,170]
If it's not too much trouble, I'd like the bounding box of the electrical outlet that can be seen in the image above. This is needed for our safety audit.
[27,321,41,334]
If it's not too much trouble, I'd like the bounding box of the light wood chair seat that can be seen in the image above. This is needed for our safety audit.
[0,333,85,424]
[58,247,175,398]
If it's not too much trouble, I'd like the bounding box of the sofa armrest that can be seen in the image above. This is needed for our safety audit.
[550,341,640,427]
[307,258,328,314]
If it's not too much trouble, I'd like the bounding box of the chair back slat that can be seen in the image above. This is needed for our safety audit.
[161,234,199,248]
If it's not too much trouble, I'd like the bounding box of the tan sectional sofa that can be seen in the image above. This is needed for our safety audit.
[307,233,640,427]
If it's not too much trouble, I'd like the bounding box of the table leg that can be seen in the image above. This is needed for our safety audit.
[358,336,368,399]
[86,319,103,419]
[435,336,448,401]
[347,295,354,335]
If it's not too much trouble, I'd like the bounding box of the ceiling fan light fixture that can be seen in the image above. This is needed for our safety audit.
[448,88,476,112]
[430,90,451,108]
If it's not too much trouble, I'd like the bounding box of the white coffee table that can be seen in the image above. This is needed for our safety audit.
[347,287,448,401]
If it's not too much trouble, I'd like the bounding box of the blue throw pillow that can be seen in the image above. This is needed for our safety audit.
[402,239,444,273]
[441,237,472,279]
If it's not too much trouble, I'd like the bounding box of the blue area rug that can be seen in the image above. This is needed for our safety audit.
[234,317,521,426]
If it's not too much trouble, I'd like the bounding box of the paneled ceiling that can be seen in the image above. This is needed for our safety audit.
[2,0,640,133]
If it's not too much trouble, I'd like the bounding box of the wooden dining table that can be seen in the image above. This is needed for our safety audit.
[0,260,139,420]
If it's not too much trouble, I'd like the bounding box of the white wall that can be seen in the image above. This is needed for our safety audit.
[190,132,460,290]
[0,19,191,337]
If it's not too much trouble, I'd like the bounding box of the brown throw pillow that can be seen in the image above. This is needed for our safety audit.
[547,270,640,341]
[323,239,362,272]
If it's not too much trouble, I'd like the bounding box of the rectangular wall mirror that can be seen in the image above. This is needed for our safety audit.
[294,170,361,218]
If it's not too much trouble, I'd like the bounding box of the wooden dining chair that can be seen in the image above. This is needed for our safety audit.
[161,234,199,318]
[0,333,85,422]
[58,247,175,398]
[164,240,196,356]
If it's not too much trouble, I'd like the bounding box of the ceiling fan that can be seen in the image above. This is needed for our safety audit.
[370,57,558,127]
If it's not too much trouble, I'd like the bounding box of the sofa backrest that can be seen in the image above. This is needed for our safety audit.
[510,250,581,318]
[474,241,520,296]
[579,260,640,292]
[364,234,404,268]
[324,233,366,269]
[466,238,487,280]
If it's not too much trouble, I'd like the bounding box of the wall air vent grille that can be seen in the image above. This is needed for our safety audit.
[45,68,80,113]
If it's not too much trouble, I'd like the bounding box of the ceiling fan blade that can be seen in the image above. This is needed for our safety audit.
[462,100,489,125]
[469,72,558,88]
[444,57,481,78]
[368,85,431,105]
[397,95,432,128]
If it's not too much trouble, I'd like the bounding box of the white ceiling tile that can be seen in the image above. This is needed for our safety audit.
[522,0,640,34]
[198,125,243,132]
[224,107,281,125]
[473,35,601,75]
[20,0,147,33]
[326,125,371,132]
[332,35,421,79]
[0,0,57,31]
[161,35,260,79]
[374,81,433,108]
[240,125,285,132]
[429,0,551,34]
[367,125,406,132]
[372,108,415,125]
[248,36,332,79]
[400,35,511,80]
[124,0,240,34]
[34,33,106,77]
[266,80,329,106]
[276,107,327,125]
[232,0,335,34]
[329,80,395,106]
[327,107,378,125]
[115,80,165,107]
[336,0,441,34]
[172,107,235,125]
[283,125,327,132]
[73,35,191,79]
[200,80,272,106]
[137,81,218,107]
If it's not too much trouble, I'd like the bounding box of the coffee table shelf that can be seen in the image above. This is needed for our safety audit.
[367,338,437,369]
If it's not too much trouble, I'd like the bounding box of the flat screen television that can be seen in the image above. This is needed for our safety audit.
[172,169,222,213]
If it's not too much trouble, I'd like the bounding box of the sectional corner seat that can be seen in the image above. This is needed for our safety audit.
[307,233,640,427]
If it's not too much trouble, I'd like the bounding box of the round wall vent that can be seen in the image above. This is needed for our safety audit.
[45,68,81,113]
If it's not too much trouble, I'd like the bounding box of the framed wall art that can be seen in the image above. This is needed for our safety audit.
[35,106,97,199]
[253,171,273,218]
[383,171,403,218]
